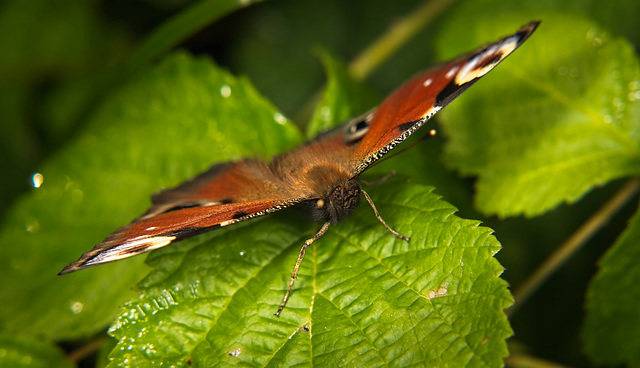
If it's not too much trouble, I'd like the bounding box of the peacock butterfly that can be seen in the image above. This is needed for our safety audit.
[60,22,539,316]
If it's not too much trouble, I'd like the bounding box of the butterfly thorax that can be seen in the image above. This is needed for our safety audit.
[307,178,361,225]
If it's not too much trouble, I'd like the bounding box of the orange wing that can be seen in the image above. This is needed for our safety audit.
[59,161,309,274]
[351,22,539,175]
[60,129,359,274]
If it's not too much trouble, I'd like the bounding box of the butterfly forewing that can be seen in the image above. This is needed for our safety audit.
[351,21,539,175]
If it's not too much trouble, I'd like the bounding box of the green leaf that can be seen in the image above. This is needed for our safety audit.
[107,178,512,366]
[0,53,302,340]
[306,50,379,137]
[125,0,264,72]
[0,334,72,368]
[96,337,117,368]
[436,12,640,217]
[0,0,132,213]
[583,198,640,367]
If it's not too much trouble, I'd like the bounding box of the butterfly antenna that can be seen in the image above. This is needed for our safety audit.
[275,221,331,317]
[359,170,397,186]
[361,189,409,241]
[370,128,437,169]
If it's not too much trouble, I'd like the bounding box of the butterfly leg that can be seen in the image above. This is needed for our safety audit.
[361,189,410,242]
[275,221,331,317]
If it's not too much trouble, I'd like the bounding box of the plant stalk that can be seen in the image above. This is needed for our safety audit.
[295,0,456,124]
[67,335,108,363]
[506,352,570,368]
[508,178,640,316]
[349,0,456,79]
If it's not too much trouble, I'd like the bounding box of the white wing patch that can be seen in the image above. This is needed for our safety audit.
[84,235,176,266]
[455,36,518,86]
[445,65,460,79]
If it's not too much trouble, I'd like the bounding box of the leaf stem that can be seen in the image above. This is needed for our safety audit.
[348,0,456,80]
[125,0,263,72]
[505,352,569,368]
[67,335,108,363]
[508,178,640,316]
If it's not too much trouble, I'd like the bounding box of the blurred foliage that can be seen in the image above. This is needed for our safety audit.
[1,0,640,367]
[0,334,72,368]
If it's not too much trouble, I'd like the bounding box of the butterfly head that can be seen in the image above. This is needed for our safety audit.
[307,178,361,225]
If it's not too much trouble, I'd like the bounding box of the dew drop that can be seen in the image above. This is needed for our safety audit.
[189,281,201,297]
[70,301,84,315]
[220,85,231,98]
[228,347,243,357]
[25,218,40,233]
[32,173,43,188]
[136,305,147,318]
[274,112,287,125]
[161,289,178,306]
[586,29,603,47]
[142,343,158,357]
